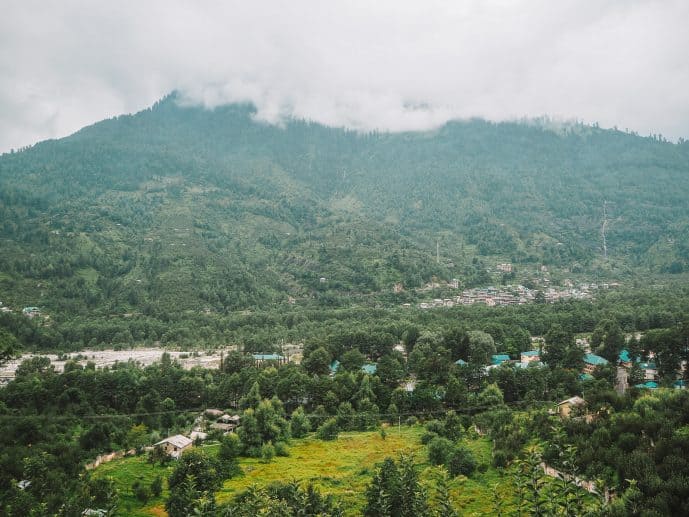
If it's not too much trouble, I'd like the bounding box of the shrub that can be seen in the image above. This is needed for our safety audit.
[492,449,510,468]
[427,436,454,466]
[317,418,339,441]
[405,416,418,426]
[261,442,276,463]
[421,431,439,445]
[132,480,150,502]
[150,475,163,497]
[448,446,476,477]
[274,441,290,457]
[425,420,444,435]
[289,407,310,438]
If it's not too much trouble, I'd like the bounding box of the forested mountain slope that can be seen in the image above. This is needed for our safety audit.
[1,93,688,320]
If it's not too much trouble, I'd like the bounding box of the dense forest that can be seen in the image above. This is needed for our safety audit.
[1,94,689,349]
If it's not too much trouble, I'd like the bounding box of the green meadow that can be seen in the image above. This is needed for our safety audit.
[95,425,517,516]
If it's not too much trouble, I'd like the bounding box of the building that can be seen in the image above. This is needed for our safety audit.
[361,363,377,375]
[583,353,608,374]
[252,354,286,366]
[496,263,512,273]
[639,361,658,381]
[155,434,192,458]
[22,306,41,318]
[520,350,541,363]
[557,396,586,418]
[491,354,511,366]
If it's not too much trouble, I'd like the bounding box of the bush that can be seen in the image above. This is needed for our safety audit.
[425,420,444,435]
[427,436,454,466]
[405,416,418,426]
[132,480,150,502]
[150,475,163,497]
[448,446,476,477]
[492,449,510,468]
[317,417,339,441]
[261,442,276,463]
[421,431,439,445]
[274,441,290,457]
[289,407,311,438]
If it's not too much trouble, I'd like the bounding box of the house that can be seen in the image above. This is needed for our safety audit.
[361,363,377,375]
[210,422,236,433]
[190,431,208,442]
[618,349,633,368]
[252,354,285,366]
[455,359,468,366]
[204,408,224,419]
[82,510,108,517]
[155,434,193,458]
[583,353,608,374]
[17,479,31,490]
[491,354,511,366]
[639,362,658,381]
[218,414,241,425]
[557,396,586,418]
[329,360,340,374]
[520,350,541,363]
[210,414,241,433]
[22,306,41,318]
[634,381,658,390]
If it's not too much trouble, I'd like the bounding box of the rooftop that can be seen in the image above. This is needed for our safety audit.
[156,434,192,449]
[252,354,284,361]
[361,363,377,375]
[583,353,608,366]
[491,354,511,365]
[521,350,540,357]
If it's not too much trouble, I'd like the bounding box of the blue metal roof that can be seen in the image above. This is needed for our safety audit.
[252,354,284,361]
[361,363,377,375]
[491,354,511,365]
[584,353,608,366]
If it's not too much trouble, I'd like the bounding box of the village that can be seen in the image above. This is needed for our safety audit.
[410,261,621,309]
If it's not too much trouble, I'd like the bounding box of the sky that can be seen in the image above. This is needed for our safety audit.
[1,0,688,153]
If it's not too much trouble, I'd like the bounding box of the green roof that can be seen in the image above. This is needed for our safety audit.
[454,359,467,366]
[521,350,540,357]
[361,363,377,375]
[491,354,511,365]
[329,360,340,373]
[635,381,658,389]
[579,373,594,381]
[583,353,608,366]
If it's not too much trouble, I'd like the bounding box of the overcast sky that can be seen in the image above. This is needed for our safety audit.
[1,1,688,153]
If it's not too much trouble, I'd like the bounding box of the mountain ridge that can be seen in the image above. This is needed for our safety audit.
[1,94,688,322]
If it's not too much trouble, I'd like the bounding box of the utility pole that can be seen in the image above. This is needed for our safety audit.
[436,239,440,264]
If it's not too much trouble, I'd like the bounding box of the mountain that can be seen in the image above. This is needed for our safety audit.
[1,93,689,323]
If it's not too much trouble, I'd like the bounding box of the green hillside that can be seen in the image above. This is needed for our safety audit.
[1,94,688,337]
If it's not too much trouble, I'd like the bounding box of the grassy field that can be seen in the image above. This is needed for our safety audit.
[96,425,515,516]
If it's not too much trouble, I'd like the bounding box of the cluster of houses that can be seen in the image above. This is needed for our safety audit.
[154,408,241,459]
[0,302,42,316]
[416,283,608,310]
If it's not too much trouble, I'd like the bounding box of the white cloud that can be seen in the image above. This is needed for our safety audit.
[1,0,688,152]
